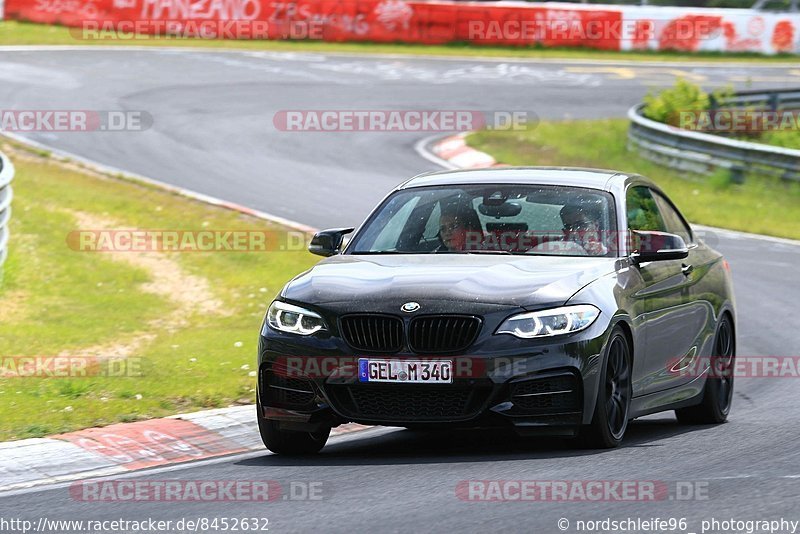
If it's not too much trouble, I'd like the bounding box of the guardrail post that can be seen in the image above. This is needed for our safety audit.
[0,150,15,283]
[730,166,746,185]
[768,93,780,112]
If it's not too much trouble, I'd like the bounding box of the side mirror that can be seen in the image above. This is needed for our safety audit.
[308,227,354,257]
[630,230,688,263]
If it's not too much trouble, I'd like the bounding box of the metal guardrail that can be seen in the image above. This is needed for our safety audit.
[710,88,800,111]
[628,89,800,182]
[0,150,15,269]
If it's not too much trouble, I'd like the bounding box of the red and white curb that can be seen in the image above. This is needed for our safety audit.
[428,132,500,170]
[0,405,368,492]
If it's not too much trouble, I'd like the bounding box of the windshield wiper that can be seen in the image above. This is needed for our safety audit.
[467,249,513,255]
[433,249,512,255]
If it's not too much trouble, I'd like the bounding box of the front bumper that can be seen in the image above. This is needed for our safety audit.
[257,312,614,437]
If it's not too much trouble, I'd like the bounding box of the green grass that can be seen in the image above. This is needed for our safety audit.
[1,20,798,63]
[758,129,800,150]
[0,143,318,441]
[468,119,800,240]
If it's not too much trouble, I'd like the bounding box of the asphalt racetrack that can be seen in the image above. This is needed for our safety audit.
[1,48,799,532]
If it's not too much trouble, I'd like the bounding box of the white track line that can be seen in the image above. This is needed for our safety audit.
[414,134,461,170]
[0,45,797,68]
[0,131,317,233]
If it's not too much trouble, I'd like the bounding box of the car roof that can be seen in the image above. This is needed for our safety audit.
[399,167,646,192]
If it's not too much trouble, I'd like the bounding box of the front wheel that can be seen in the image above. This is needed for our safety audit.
[580,327,632,448]
[675,315,735,424]
[257,406,330,455]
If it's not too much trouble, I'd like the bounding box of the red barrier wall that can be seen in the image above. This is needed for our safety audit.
[3,0,798,54]
[2,0,622,50]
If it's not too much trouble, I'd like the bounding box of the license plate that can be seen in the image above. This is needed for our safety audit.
[358,359,453,384]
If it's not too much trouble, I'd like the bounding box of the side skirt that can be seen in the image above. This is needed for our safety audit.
[629,371,707,419]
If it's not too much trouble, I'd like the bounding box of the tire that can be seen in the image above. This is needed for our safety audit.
[675,315,735,425]
[580,327,632,448]
[257,405,330,455]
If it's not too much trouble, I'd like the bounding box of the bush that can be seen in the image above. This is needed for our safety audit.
[642,79,733,126]
[642,80,800,149]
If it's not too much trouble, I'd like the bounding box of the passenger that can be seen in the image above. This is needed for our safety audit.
[560,204,608,256]
[436,210,482,252]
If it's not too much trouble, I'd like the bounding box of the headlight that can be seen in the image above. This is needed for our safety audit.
[267,301,326,335]
[496,305,600,339]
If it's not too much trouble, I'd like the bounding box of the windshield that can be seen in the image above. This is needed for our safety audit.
[347,184,617,257]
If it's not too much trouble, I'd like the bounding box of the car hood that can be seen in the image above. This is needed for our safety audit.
[282,254,618,309]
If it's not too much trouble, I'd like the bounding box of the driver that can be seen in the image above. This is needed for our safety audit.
[436,209,481,252]
[560,204,608,256]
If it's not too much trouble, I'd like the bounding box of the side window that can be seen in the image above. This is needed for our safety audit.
[652,192,693,244]
[626,186,666,232]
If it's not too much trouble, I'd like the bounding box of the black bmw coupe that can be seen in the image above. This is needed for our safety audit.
[257,168,736,453]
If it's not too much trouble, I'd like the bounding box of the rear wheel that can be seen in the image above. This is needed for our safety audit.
[580,327,632,448]
[675,315,735,424]
[257,405,330,455]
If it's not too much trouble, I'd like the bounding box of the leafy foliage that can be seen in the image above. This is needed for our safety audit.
[642,79,734,127]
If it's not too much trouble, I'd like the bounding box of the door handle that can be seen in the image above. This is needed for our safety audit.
[681,263,694,276]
